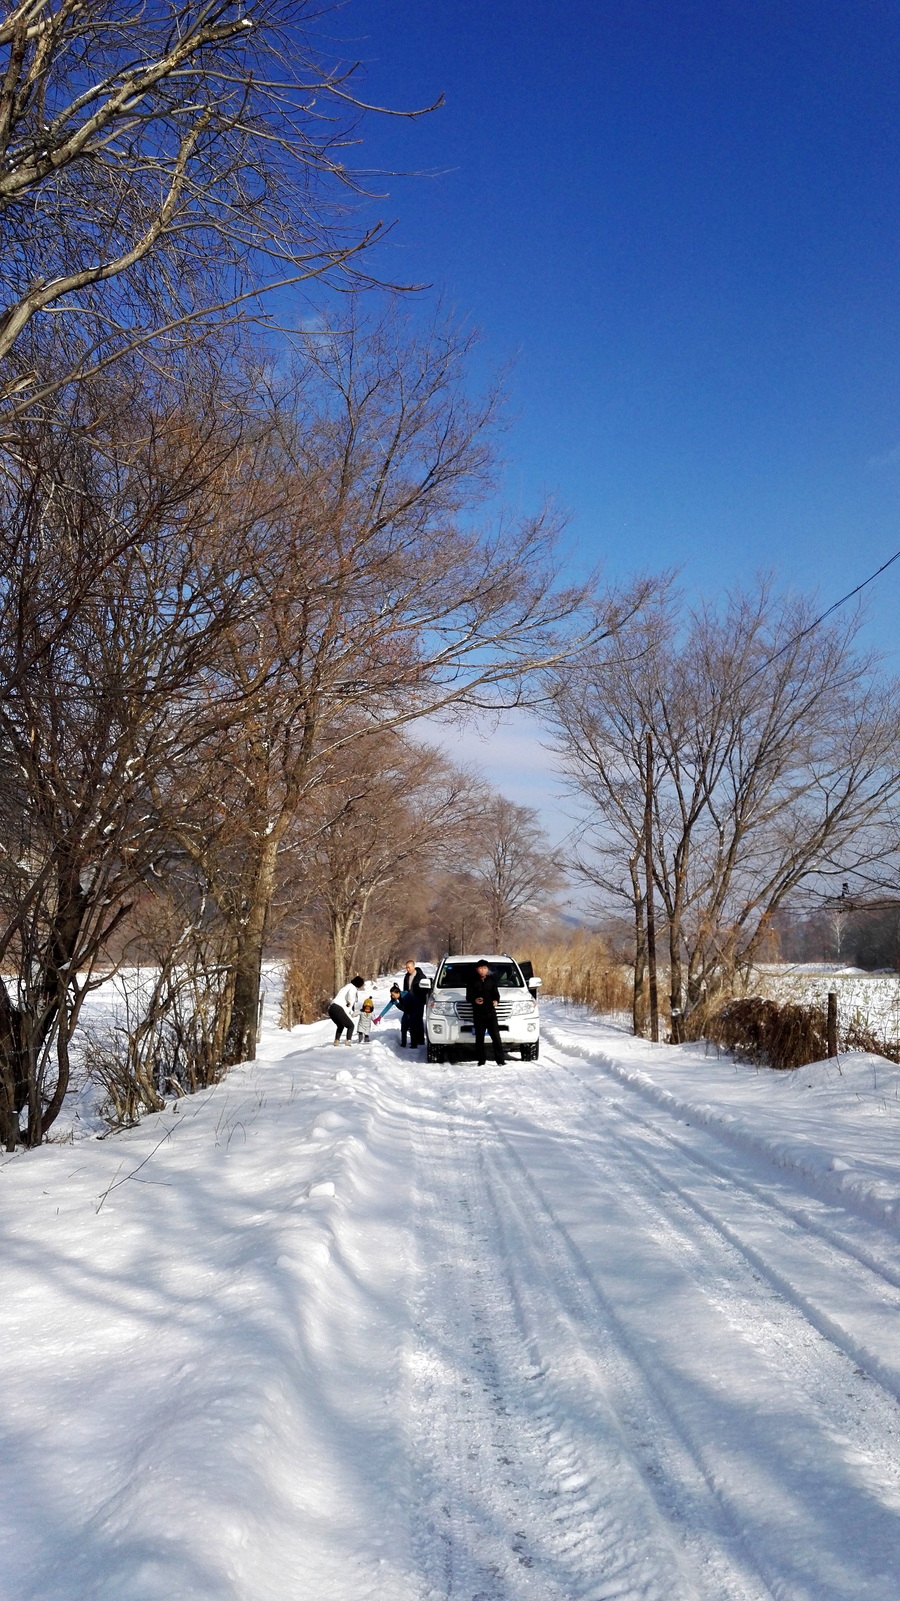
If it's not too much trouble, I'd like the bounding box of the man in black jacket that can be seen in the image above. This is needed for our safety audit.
[465,960,506,1066]
[401,958,427,1048]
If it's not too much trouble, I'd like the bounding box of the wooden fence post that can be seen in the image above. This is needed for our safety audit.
[827,990,838,1058]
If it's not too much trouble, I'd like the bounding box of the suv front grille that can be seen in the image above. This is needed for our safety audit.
[455,1002,514,1023]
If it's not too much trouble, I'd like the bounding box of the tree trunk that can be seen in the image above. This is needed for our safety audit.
[685,953,706,1023]
[631,872,647,1037]
[664,842,689,1043]
[643,733,659,1042]
[0,983,25,1148]
[331,912,352,995]
[35,1003,73,1144]
[223,834,278,1065]
[668,919,684,1043]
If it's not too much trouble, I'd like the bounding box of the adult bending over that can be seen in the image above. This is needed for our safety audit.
[328,976,366,1045]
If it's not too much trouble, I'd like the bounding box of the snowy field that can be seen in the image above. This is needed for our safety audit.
[1,992,899,1600]
[754,963,900,1042]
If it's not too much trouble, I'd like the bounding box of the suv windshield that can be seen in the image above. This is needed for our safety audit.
[437,960,525,990]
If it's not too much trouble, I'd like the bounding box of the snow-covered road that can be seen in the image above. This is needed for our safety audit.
[2,999,899,1600]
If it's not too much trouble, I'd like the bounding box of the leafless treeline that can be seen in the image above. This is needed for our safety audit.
[4,2,895,1146]
[0,302,620,1145]
[279,738,566,1025]
[0,0,634,1145]
[548,582,900,1039]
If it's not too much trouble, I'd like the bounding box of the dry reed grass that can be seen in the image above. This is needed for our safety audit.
[526,935,632,1015]
[703,985,900,1069]
[281,933,333,1028]
[840,1018,900,1063]
[703,995,827,1071]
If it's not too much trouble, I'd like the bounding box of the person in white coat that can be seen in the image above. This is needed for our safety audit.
[328,976,366,1044]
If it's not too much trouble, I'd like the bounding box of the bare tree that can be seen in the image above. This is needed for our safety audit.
[179,305,624,1065]
[0,0,431,414]
[0,371,260,1146]
[0,299,633,1136]
[468,794,563,951]
[550,583,900,1036]
[304,732,482,990]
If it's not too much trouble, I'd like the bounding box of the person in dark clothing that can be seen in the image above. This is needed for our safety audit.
[401,958,427,1048]
[374,985,413,1047]
[465,960,506,1066]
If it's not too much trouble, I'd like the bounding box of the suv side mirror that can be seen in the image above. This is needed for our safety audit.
[419,977,432,990]
[528,976,542,990]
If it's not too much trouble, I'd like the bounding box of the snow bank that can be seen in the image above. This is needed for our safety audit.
[0,992,420,1601]
[3,988,900,1599]
[543,1004,900,1232]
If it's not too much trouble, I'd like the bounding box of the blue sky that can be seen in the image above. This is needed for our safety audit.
[323,1,900,834]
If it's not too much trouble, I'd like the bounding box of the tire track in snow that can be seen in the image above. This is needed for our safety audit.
[474,1119,775,1601]
[476,1051,900,1600]
[543,1033,900,1292]
[473,1091,776,1601]
[402,1073,771,1601]
[406,1088,578,1600]
[539,1042,900,1402]
[533,1048,900,1474]
[542,1019,900,1234]
[617,1098,900,1292]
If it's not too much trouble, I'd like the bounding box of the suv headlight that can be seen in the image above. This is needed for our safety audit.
[507,999,537,1016]
[429,997,457,1016]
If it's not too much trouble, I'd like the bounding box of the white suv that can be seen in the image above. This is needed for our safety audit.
[422,954,542,1063]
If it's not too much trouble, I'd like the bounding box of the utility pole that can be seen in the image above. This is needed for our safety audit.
[644,730,659,1043]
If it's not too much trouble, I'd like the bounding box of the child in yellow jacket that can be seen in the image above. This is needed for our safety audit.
[356,996,376,1044]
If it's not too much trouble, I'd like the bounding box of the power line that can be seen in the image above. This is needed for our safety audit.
[742,542,900,686]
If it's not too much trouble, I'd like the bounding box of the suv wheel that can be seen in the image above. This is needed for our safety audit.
[426,1042,445,1064]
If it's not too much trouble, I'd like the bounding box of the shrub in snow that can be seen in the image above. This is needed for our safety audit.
[705,996,827,1072]
[83,962,230,1129]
